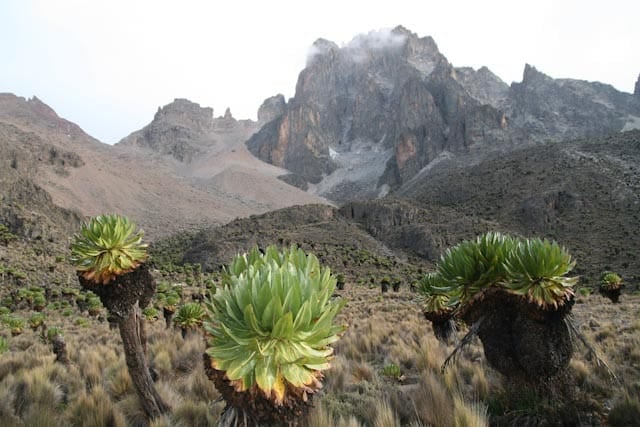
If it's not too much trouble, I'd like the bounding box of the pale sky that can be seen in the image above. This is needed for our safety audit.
[1,0,638,144]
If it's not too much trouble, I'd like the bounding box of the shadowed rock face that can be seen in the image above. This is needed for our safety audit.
[398,129,640,285]
[247,27,640,202]
[257,94,286,125]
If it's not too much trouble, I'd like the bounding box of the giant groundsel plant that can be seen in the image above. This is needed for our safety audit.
[70,214,169,419]
[418,232,579,385]
[204,245,346,425]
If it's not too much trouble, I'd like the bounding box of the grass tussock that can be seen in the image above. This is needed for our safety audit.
[171,400,217,427]
[374,400,401,427]
[10,365,65,417]
[307,401,365,427]
[412,370,456,427]
[67,386,126,427]
[608,389,640,426]
[105,362,133,401]
[453,393,489,427]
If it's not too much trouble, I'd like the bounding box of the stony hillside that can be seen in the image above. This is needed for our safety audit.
[0,122,82,243]
[149,204,430,293]
[395,130,640,285]
[247,26,640,202]
[0,94,327,240]
[152,131,640,293]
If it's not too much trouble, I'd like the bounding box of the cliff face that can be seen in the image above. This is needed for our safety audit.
[247,27,640,203]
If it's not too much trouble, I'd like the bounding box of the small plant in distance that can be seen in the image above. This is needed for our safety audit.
[0,223,17,245]
[0,336,8,354]
[70,214,169,419]
[382,363,402,379]
[599,271,624,303]
[142,306,160,322]
[46,326,64,344]
[173,302,205,338]
[32,293,47,311]
[204,245,346,426]
[28,313,45,331]
[87,296,103,316]
[70,214,148,285]
[6,316,25,336]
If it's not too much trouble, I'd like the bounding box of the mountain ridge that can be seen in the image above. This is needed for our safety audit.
[246,26,640,202]
[0,95,327,241]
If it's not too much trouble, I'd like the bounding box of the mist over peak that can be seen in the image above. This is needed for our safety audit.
[345,27,408,52]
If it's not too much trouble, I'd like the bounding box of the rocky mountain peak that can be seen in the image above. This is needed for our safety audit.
[521,63,553,84]
[247,27,506,200]
[635,73,640,96]
[306,38,340,66]
[119,98,218,162]
[153,98,214,132]
[247,27,640,203]
[454,66,509,108]
[345,27,409,52]
[223,107,234,120]
[26,96,59,120]
[0,93,93,143]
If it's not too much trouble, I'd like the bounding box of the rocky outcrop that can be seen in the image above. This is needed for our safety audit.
[635,73,640,97]
[118,99,258,162]
[506,64,639,142]
[454,66,509,108]
[118,98,216,162]
[257,94,286,124]
[0,123,82,240]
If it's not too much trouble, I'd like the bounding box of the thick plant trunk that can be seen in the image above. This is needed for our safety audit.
[599,287,622,303]
[78,265,170,420]
[163,307,174,329]
[138,311,148,356]
[52,334,69,365]
[118,306,170,418]
[459,290,574,383]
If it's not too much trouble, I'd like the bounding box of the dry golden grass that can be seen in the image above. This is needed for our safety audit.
[0,279,637,426]
[67,386,127,427]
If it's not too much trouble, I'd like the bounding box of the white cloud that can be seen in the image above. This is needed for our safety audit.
[346,28,407,51]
